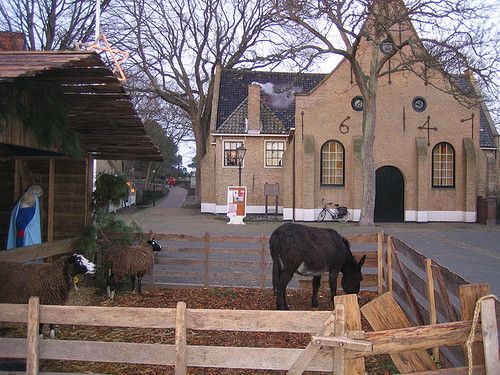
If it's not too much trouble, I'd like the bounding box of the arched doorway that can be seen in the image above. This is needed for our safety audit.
[375,166,404,222]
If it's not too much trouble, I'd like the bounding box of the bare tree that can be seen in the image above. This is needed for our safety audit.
[0,0,112,50]
[103,0,292,201]
[275,0,500,225]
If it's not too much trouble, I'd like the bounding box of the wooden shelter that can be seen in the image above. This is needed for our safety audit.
[0,51,162,247]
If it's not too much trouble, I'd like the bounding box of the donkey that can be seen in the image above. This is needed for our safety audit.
[269,223,366,310]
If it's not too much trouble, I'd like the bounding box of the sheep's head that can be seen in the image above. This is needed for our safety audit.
[147,238,162,252]
[67,254,97,276]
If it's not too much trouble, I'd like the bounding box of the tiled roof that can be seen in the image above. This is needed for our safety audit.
[216,69,326,134]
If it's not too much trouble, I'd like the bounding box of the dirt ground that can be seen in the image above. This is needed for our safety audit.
[2,287,396,374]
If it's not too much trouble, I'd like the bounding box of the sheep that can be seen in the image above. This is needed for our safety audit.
[0,254,96,337]
[103,233,162,299]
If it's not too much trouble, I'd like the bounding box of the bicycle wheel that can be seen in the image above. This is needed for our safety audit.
[317,210,327,222]
[338,211,350,223]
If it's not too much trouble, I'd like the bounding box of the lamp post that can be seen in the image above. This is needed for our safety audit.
[236,145,246,186]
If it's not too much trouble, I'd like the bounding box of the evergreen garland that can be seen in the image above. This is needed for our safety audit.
[93,173,130,208]
[0,78,82,157]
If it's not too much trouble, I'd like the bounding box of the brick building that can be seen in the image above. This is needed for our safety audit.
[200,33,498,223]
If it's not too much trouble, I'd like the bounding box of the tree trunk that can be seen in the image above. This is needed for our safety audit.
[192,117,207,204]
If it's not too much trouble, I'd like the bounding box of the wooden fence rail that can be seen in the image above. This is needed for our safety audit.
[0,294,497,374]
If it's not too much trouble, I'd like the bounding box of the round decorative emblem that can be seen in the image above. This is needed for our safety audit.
[351,96,363,111]
[412,96,427,112]
[380,40,394,54]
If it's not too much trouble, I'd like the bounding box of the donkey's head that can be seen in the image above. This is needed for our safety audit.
[340,237,366,294]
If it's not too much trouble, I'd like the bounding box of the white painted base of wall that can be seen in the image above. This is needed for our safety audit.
[202,203,477,222]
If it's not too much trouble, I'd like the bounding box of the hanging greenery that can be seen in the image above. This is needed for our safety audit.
[0,78,82,157]
[93,172,130,209]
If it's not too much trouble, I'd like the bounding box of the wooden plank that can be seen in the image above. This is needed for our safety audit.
[344,232,379,244]
[480,297,500,375]
[387,236,393,292]
[47,159,54,242]
[187,309,331,333]
[0,303,28,322]
[426,258,439,360]
[335,294,365,375]
[286,312,336,374]
[333,303,346,375]
[377,232,384,294]
[0,238,77,262]
[260,234,267,288]
[39,305,176,328]
[393,250,425,325]
[360,292,437,372]
[204,232,209,286]
[392,280,430,325]
[433,263,459,322]
[174,302,187,375]
[399,256,429,303]
[391,237,427,271]
[460,284,490,367]
[350,320,481,358]
[0,338,25,358]
[26,297,40,375]
[404,366,485,375]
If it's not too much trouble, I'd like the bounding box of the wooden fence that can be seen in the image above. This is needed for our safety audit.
[381,235,493,368]
[0,238,77,263]
[147,232,382,291]
[0,293,497,375]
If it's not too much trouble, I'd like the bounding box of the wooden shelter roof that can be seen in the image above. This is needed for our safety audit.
[0,51,162,161]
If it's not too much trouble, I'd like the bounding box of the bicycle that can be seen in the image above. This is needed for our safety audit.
[317,198,350,222]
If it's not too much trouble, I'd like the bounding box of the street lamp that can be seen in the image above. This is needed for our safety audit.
[236,145,246,186]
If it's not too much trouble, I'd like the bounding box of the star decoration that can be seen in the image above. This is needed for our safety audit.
[86,34,129,83]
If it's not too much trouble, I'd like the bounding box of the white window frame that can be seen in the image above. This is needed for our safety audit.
[432,142,455,188]
[264,140,285,168]
[222,140,244,168]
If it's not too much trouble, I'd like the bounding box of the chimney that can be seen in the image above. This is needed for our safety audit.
[0,32,25,51]
[247,83,261,134]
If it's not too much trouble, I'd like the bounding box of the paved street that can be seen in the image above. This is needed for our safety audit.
[117,187,500,295]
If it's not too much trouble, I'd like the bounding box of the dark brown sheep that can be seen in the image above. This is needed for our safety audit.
[103,236,161,299]
[0,254,96,336]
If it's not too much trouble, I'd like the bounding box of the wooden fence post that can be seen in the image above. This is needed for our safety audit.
[377,231,384,295]
[175,301,187,375]
[425,258,438,360]
[26,296,40,375]
[335,294,365,375]
[459,283,490,367]
[332,303,345,375]
[480,297,500,375]
[386,236,393,293]
[260,234,266,288]
[203,232,210,287]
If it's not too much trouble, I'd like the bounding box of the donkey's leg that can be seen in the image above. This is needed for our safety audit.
[311,275,322,308]
[277,269,295,310]
[328,269,340,305]
[130,275,136,293]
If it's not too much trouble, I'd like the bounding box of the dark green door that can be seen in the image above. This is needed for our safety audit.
[375,166,404,222]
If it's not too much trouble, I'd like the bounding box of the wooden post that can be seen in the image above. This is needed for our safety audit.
[47,159,55,242]
[459,283,490,367]
[425,258,439,360]
[175,301,187,375]
[377,231,384,294]
[26,296,40,375]
[332,303,346,375]
[480,297,499,375]
[260,234,266,288]
[287,312,336,375]
[203,232,210,287]
[335,294,365,375]
[386,235,393,293]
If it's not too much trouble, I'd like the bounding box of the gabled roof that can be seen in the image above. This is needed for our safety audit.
[0,51,162,161]
[216,69,327,134]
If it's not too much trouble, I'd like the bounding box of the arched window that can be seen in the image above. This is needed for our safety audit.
[321,140,345,186]
[432,142,455,187]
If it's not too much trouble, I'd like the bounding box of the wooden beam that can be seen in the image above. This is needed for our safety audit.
[377,231,384,294]
[175,301,187,375]
[333,303,346,375]
[47,159,54,242]
[26,297,40,375]
[426,258,439,360]
[335,294,366,375]
[387,236,394,292]
[433,263,459,321]
[460,284,490,367]
[480,297,499,375]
